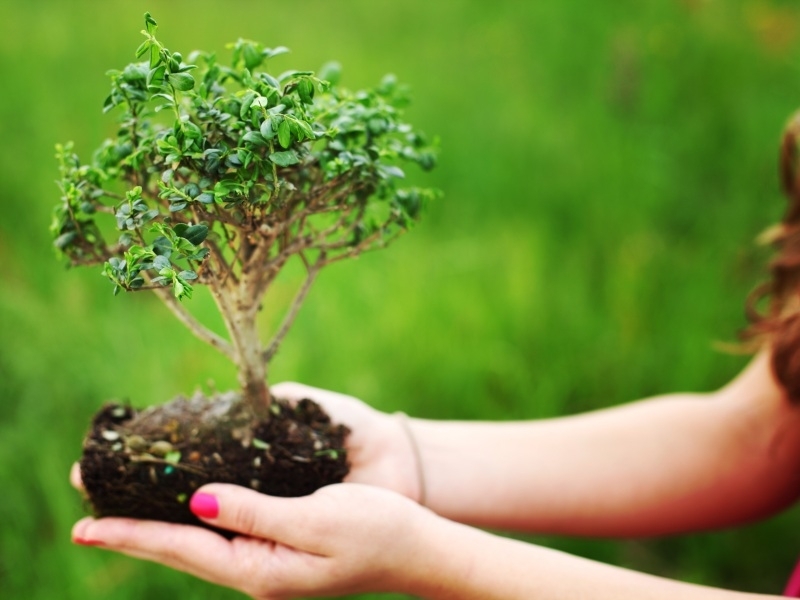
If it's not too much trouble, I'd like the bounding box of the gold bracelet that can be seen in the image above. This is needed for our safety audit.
[394,411,427,506]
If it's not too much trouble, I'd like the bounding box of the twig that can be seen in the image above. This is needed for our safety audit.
[319,228,404,268]
[92,188,125,202]
[205,238,237,287]
[144,272,235,360]
[220,239,243,287]
[262,269,319,363]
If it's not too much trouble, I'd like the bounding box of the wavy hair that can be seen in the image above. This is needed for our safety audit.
[745,112,800,400]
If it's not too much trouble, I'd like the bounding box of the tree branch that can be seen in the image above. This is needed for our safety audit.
[262,268,319,363]
[197,203,242,227]
[205,237,237,288]
[318,227,405,267]
[144,272,235,360]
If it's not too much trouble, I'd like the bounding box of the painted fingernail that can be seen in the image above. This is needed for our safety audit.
[190,492,219,519]
[74,538,105,547]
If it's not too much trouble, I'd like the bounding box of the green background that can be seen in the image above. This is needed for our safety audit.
[2,0,800,597]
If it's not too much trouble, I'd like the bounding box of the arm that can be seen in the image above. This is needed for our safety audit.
[70,483,780,599]
[275,349,800,537]
[424,516,778,600]
[410,349,800,535]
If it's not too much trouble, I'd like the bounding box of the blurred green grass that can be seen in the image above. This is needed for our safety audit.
[3,0,800,597]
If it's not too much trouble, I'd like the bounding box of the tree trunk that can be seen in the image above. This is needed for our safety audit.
[230,309,271,418]
[206,282,271,420]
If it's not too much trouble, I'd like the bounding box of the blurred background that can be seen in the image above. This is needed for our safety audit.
[2,0,800,597]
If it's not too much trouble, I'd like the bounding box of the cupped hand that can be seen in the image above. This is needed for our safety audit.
[270,382,423,502]
[71,483,441,599]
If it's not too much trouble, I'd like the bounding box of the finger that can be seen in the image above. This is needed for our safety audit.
[72,516,249,589]
[271,381,354,405]
[70,462,86,494]
[270,381,321,401]
[270,381,371,430]
[189,483,327,553]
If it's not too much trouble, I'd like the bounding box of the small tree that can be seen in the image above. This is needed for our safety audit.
[53,13,437,423]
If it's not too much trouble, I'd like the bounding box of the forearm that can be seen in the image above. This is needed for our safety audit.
[409,354,800,535]
[407,517,778,600]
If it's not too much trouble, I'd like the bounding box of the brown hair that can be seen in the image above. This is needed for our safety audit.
[745,111,800,400]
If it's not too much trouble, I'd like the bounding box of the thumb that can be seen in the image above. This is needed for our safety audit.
[189,483,322,551]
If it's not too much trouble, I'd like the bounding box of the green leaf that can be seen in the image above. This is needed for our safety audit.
[179,270,198,281]
[164,451,181,464]
[242,131,265,145]
[144,12,158,35]
[269,150,299,167]
[169,53,183,73]
[153,255,171,270]
[173,278,192,300]
[260,118,274,139]
[168,72,195,92]
[108,257,125,270]
[147,65,166,89]
[135,40,150,59]
[377,73,398,95]
[243,44,262,71]
[297,78,314,104]
[152,92,175,107]
[251,96,269,110]
[252,438,270,450]
[239,91,257,119]
[318,61,341,85]
[141,209,159,223]
[54,231,77,250]
[265,46,289,59]
[196,192,214,204]
[261,73,280,89]
[149,44,160,69]
[278,69,313,82]
[315,449,340,460]
[188,248,210,261]
[240,148,254,168]
[102,93,117,113]
[295,119,316,141]
[175,224,209,245]
[379,165,405,179]
[277,119,291,148]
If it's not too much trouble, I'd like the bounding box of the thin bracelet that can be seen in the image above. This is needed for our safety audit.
[394,411,427,506]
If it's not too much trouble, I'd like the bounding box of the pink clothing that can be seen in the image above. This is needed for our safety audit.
[785,558,800,597]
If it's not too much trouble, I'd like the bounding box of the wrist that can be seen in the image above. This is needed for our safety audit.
[392,510,465,599]
[350,407,422,501]
[398,512,506,600]
[393,411,427,504]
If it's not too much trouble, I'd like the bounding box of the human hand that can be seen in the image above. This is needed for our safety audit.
[71,483,442,599]
[271,382,423,502]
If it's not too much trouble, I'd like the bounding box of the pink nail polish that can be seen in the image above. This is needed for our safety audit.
[190,492,219,519]
[74,538,105,547]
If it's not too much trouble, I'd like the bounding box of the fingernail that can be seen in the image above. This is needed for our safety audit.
[190,492,219,519]
[74,537,105,547]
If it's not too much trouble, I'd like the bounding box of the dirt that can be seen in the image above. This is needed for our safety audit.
[79,391,350,532]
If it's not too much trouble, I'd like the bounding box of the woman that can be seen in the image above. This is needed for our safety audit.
[70,118,800,599]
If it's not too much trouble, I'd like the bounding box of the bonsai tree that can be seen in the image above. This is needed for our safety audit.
[53,13,437,525]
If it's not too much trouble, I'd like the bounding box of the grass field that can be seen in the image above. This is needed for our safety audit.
[3,1,800,598]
